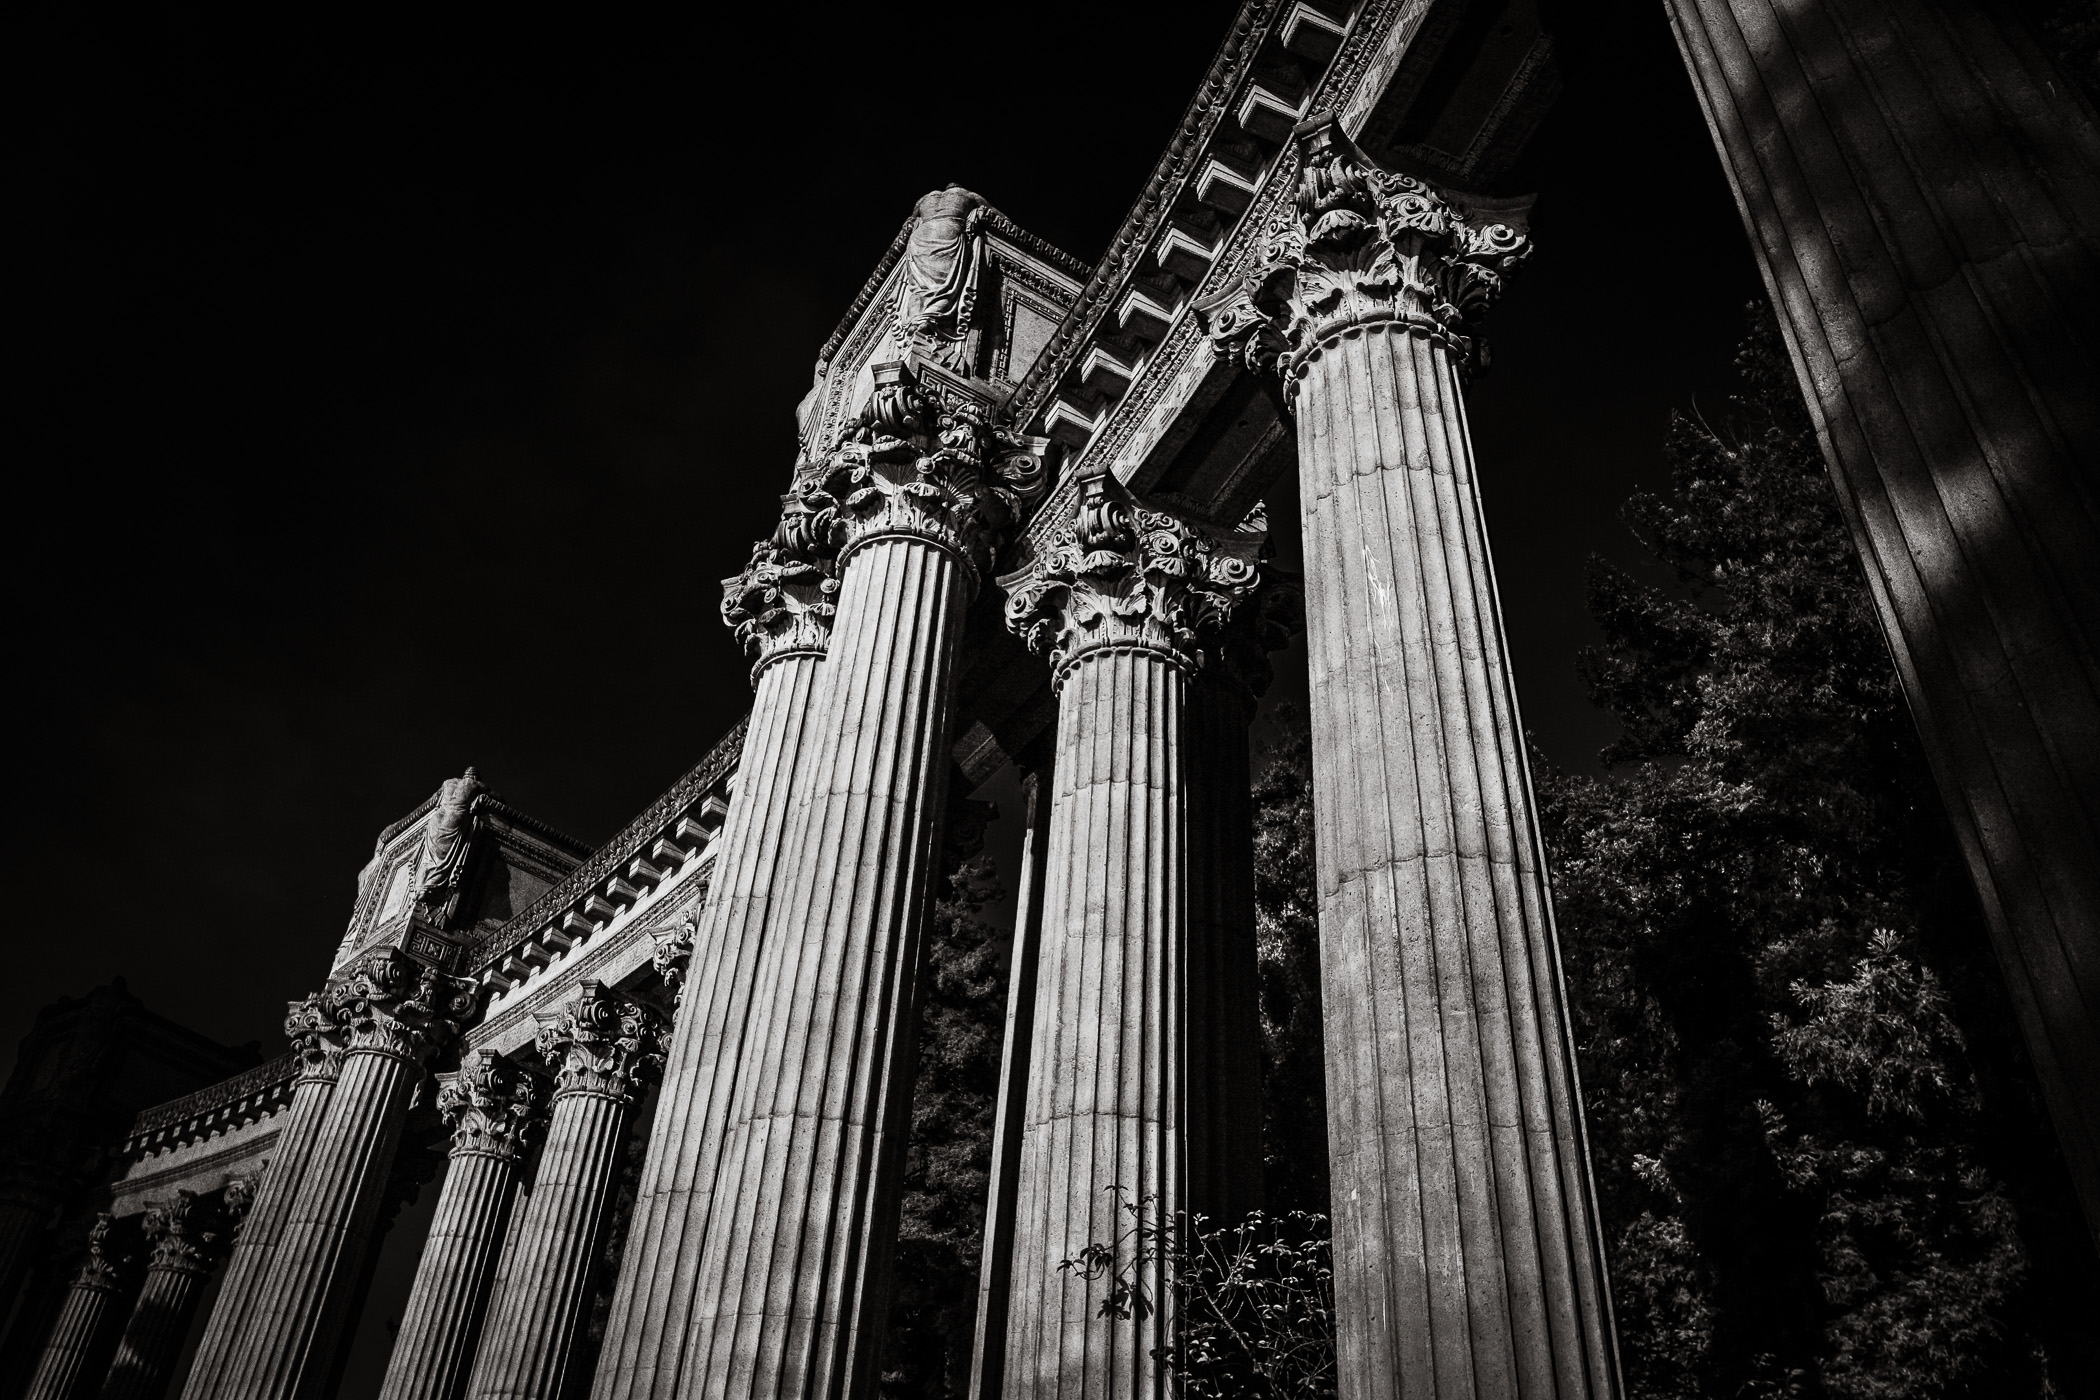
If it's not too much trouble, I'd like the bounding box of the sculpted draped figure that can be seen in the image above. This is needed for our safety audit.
[416,767,486,908]
[895,184,987,368]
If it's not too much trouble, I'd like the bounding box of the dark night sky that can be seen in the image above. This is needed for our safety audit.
[7,1,1761,1072]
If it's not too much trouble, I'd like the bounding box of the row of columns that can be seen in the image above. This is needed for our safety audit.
[24,114,1619,1400]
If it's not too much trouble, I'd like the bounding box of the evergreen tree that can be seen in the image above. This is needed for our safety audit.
[882,854,1007,1399]
[1538,303,2098,1398]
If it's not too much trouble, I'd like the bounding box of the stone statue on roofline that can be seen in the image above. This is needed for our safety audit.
[414,766,485,910]
[895,184,987,370]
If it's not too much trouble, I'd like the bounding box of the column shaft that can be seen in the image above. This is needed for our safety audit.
[689,532,967,1400]
[180,1054,338,1398]
[466,1093,633,1400]
[1666,0,2100,1246]
[100,1265,208,1400]
[1004,650,1185,1400]
[1296,321,1613,1399]
[378,1151,522,1400]
[27,1248,132,1400]
[223,1046,420,1400]
[964,759,1052,1400]
[589,651,827,1400]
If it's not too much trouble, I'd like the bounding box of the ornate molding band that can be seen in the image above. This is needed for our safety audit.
[535,982,666,1107]
[437,1051,547,1164]
[1001,463,1263,685]
[1200,113,1532,395]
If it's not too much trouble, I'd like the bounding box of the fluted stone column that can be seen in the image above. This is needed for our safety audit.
[1205,114,1618,1400]
[964,750,1052,1400]
[682,364,1039,1400]
[214,950,475,1400]
[996,465,1263,1399]
[26,1215,135,1400]
[177,999,343,1400]
[590,496,839,1400]
[466,984,664,1400]
[100,1185,248,1400]
[378,1053,547,1400]
[1667,0,2100,1247]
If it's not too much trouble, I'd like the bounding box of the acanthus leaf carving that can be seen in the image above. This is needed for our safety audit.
[76,1212,133,1292]
[1202,112,1532,397]
[999,463,1263,684]
[722,492,843,682]
[327,947,479,1066]
[649,916,698,1007]
[284,993,348,1085]
[436,1050,547,1164]
[143,1189,228,1278]
[818,360,1048,580]
[535,981,666,1106]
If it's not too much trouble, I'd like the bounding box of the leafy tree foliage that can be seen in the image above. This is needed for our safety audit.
[881,855,1006,1400]
[1061,1191,1337,1400]
[1539,304,2098,1399]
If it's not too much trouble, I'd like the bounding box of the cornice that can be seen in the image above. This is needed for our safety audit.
[123,1053,299,1152]
[462,717,744,977]
[1009,0,1284,422]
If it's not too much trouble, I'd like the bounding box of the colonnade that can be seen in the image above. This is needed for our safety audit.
[18,117,1616,1400]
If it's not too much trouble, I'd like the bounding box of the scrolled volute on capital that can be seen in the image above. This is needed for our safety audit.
[326,948,479,1065]
[1198,112,1532,391]
[285,992,348,1085]
[1000,464,1262,683]
[722,492,843,679]
[816,360,1047,577]
[534,981,667,1104]
[436,1050,547,1163]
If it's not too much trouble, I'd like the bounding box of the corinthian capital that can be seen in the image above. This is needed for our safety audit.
[1000,464,1263,684]
[1200,113,1531,390]
[328,948,479,1065]
[649,916,698,1008]
[143,1190,228,1278]
[820,361,1046,578]
[535,982,666,1105]
[437,1050,547,1164]
[76,1213,133,1292]
[285,993,348,1085]
[722,493,842,682]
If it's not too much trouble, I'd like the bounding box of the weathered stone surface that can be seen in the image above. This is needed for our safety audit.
[1208,114,1618,1400]
[1668,0,2100,1249]
[199,952,474,1400]
[589,499,838,1400]
[377,1053,546,1400]
[26,1215,133,1400]
[100,1186,243,1400]
[994,470,1265,1400]
[176,998,344,1400]
[466,985,664,1400]
[678,368,1020,1400]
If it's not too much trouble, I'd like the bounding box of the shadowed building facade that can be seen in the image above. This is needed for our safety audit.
[2,2,2092,1397]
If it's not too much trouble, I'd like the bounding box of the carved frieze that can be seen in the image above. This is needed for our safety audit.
[436,1050,547,1164]
[535,982,666,1106]
[1201,114,1531,394]
[1000,462,1263,684]
[328,948,480,1066]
